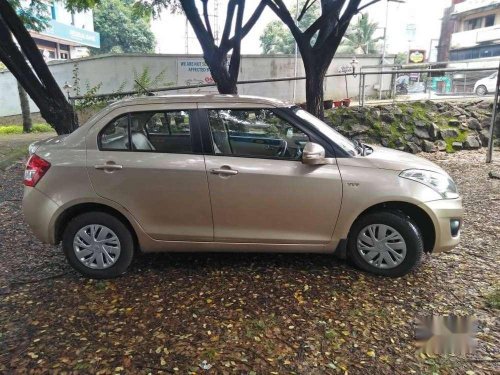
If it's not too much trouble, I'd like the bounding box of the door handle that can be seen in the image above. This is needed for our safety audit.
[94,163,123,171]
[210,167,238,176]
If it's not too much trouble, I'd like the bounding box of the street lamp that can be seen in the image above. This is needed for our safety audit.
[63,81,72,100]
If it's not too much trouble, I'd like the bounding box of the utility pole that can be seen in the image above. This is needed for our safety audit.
[379,0,405,100]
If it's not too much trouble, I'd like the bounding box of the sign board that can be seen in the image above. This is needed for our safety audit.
[41,20,100,48]
[337,64,354,74]
[177,58,216,89]
[408,49,426,64]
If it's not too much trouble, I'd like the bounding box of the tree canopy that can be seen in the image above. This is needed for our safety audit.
[339,13,381,54]
[92,0,156,54]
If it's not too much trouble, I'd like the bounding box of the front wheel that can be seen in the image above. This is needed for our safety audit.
[62,212,134,279]
[347,211,423,277]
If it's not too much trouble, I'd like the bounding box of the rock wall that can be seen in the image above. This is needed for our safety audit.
[326,100,499,153]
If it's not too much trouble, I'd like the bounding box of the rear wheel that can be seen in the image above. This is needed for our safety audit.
[347,211,423,277]
[62,212,134,279]
[475,85,487,96]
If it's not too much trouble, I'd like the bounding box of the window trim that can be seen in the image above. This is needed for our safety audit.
[97,109,201,154]
[198,107,341,161]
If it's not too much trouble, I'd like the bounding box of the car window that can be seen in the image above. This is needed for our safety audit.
[100,115,129,150]
[99,111,193,153]
[207,109,309,160]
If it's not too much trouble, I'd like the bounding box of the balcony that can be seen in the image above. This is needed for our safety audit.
[450,25,500,49]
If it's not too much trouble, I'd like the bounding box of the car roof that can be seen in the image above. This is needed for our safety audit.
[108,94,292,108]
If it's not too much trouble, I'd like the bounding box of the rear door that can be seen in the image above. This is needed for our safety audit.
[86,104,213,242]
[199,106,343,244]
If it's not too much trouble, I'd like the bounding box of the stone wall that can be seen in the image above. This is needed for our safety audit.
[326,100,498,153]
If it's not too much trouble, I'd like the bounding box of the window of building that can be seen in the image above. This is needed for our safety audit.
[207,109,309,160]
[485,14,495,27]
[59,52,69,59]
[464,17,482,31]
[50,5,56,20]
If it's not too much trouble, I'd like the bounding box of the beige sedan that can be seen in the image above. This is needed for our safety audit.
[23,95,463,278]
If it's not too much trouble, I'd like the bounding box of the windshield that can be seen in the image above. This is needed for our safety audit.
[293,107,358,156]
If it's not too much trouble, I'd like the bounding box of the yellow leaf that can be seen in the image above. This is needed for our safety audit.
[367,350,376,357]
[206,298,213,304]
[160,357,166,366]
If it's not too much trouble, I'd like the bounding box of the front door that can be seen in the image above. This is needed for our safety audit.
[202,107,343,244]
[87,106,213,242]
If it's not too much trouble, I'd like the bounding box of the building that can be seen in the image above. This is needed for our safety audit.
[440,0,500,61]
[26,1,100,60]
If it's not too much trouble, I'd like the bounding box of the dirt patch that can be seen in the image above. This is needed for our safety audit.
[0,150,498,374]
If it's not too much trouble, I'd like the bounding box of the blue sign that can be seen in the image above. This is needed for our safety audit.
[41,20,100,48]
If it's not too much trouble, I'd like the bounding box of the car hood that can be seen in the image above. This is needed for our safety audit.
[366,145,448,174]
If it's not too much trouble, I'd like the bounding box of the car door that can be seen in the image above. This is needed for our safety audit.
[487,73,498,92]
[86,104,213,242]
[200,106,343,244]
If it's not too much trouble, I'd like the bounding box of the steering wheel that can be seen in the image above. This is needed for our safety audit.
[275,139,288,157]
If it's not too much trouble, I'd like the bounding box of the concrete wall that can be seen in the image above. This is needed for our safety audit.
[0,53,393,117]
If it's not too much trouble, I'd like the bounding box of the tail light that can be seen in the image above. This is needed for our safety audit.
[24,154,51,187]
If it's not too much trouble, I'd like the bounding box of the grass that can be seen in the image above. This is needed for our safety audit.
[0,123,53,135]
[485,285,500,309]
[0,145,28,170]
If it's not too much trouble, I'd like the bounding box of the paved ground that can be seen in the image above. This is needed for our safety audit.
[0,148,498,374]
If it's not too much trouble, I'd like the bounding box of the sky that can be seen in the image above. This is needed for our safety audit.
[151,0,451,58]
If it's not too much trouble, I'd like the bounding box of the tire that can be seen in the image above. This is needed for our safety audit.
[475,85,487,96]
[347,211,423,277]
[62,212,134,279]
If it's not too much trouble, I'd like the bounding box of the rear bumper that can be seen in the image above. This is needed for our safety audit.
[419,198,463,253]
[22,187,60,244]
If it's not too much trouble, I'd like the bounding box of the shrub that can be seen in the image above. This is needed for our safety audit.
[0,124,53,135]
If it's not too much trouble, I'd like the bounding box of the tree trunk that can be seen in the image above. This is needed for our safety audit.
[17,80,32,133]
[206,53,238,94]
[305,66,325,119]
[0,0,77,134]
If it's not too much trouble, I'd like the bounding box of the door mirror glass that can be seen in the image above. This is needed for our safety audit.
[302,142,335,165]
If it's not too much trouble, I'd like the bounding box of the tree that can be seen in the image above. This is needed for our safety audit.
[340,13,381,54]
[7,0,50,133]
[137,0,266,94]
[17,81,32,132]
[92,0,156,55]
[0,0,76,134]
[180,0,266,94]
[265,0,381,118]
[260,0,319,54]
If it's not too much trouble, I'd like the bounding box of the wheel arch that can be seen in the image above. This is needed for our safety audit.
[54,202,139,250]
[349,201,436,252]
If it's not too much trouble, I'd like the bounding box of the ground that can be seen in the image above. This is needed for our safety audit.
[0,135,498,374]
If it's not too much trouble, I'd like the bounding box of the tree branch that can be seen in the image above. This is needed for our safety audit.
[201,0,215,42]
[297,0,317,22]
[355,0,381,13]
[0,0,66,103]
[225,1,267,52]
[265,0,304,42]
[228,0,244,81]
[220,0,237,47]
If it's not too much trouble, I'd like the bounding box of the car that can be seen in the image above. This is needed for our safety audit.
[474,71,497,96]
[23,95,463,279]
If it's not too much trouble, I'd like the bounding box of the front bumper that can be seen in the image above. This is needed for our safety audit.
[23,187,60,244]
[419,198,463,253]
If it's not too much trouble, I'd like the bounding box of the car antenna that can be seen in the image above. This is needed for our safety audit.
[134,80,156,96]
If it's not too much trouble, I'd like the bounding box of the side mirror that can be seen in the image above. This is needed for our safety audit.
[302,142,335,165]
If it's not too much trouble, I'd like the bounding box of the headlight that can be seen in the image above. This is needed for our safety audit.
[399,169,459,199]
[28,142,38,156]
